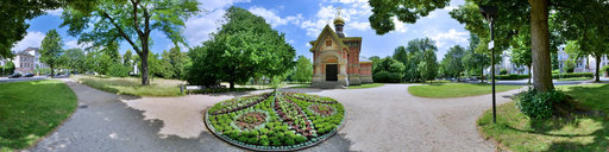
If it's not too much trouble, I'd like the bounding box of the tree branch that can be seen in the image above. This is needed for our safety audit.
[101,11,141,54]
[131,0,145,39]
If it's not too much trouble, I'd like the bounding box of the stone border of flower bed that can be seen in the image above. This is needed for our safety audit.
[204,95,346,151]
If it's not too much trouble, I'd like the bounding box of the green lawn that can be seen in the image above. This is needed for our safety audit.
[347,83,384,89]
[557,77,593,81]
[407,83,523,98]
[478,84,609,152]
[76,75,185,97]
[0,80,77,151]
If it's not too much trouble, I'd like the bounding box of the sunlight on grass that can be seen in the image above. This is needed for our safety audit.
[408,83,522,98]
[478,83,609,152]
[0,80,77,151]
[347,83,384,89]
[75,75,185,97]
[557,77,593,82]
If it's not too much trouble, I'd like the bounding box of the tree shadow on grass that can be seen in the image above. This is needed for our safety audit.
[542,116,609,152]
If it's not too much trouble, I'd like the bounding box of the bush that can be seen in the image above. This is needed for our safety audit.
[552,72,593,78]
[107,64,130,77]
[516,89,566,120]
[373,71,402,83]
[495,74,529,80]
[499,69,508,75]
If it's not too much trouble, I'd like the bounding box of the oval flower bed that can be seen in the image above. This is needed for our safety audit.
[205,92,345,151]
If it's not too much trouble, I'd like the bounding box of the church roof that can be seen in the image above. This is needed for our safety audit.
[309,25,362,52]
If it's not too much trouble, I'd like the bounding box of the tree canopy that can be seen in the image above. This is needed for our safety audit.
[0,0,95,58]
[61,0,199,85]
[292,56,313,83]
[186,7,296,89]
[40,29,64,76]
[441,45,465,79]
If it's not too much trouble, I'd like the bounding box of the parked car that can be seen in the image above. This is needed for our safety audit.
[8,73,22,78]
[24,73,34,77]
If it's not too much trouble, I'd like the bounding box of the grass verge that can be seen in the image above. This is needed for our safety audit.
[478,84,609,152]
[0,80,77,151]
[347,83,384,89]
[75,75,185,97]
[557,77,593,82]
[408,83,523,98]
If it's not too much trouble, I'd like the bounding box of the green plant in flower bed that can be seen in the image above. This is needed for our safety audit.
[284,94,345,135]
[283,92,337,104]
[205,92,345,151]
[208,93,270,115]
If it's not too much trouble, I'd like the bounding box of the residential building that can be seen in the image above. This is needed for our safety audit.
[485,51,530,75]
[13,47,47,74]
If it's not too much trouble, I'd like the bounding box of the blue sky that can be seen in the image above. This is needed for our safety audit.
[14,0,469,61]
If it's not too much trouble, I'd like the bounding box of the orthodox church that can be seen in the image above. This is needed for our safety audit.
[310,15,373,88]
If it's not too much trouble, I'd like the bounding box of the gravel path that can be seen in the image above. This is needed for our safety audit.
[29,81,524,152]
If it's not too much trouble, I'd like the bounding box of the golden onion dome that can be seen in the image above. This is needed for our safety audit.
[333,16,345,25]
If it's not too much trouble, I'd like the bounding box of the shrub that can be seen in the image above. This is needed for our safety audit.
[107,64,130,77]
[516,89,566,120]
[373,71,402,83]
[499,69,508,75]
[552,72,593,78]
[495,74,529,80]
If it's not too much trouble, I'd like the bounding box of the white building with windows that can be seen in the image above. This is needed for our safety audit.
[485,51,530,75]
[13,47,47,74]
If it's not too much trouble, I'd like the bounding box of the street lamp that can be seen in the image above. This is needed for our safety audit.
[480,5,498,124]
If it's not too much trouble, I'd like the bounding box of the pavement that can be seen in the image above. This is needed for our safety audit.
[28,80,529,152]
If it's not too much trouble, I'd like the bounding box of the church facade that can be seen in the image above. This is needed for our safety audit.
[309,17,373,88]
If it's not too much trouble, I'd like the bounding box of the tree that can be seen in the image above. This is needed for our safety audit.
[441,45,465,80]
[510,32,533,84]
[61,48,86,73]
[186,7,296,89]
[368,0,591,92]
[372,57,405,83]
[162,47,189,79]
[392,46,408,66]
[0,0,94,58]
[61,0,199,85]
[418,50,438,82]
[554,1,609,82]
[123,50,133,69]
[40,29,64,76]
[403,38,437,82]
[292,56,313,83]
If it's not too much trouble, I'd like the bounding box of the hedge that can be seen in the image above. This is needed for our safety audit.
[495,74,529,80]
[552,72,594,78]
[494,72,593,80]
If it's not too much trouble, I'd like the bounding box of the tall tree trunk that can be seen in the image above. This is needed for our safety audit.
[50,65,55,77]
[595,55,601,82]
[527,65,532,85]
[480,66,485,83]
[141,51,150,85]
[529,0,554,92]
[230,81,235,90]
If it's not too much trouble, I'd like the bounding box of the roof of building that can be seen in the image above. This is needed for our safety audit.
[309,25,362,52]
[14,47,39,57]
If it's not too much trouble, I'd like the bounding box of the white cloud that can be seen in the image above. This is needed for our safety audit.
[65,40,92,50]
[45,8,63,16]
[248,6,288,27]
[183,0,252,47]
[347,21,370,31]
[298,0,376,37]
[426,29,468,49]
[392,17,407,33]
[12,31,45,51]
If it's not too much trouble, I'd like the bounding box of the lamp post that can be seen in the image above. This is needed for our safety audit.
[480,5,498,123]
